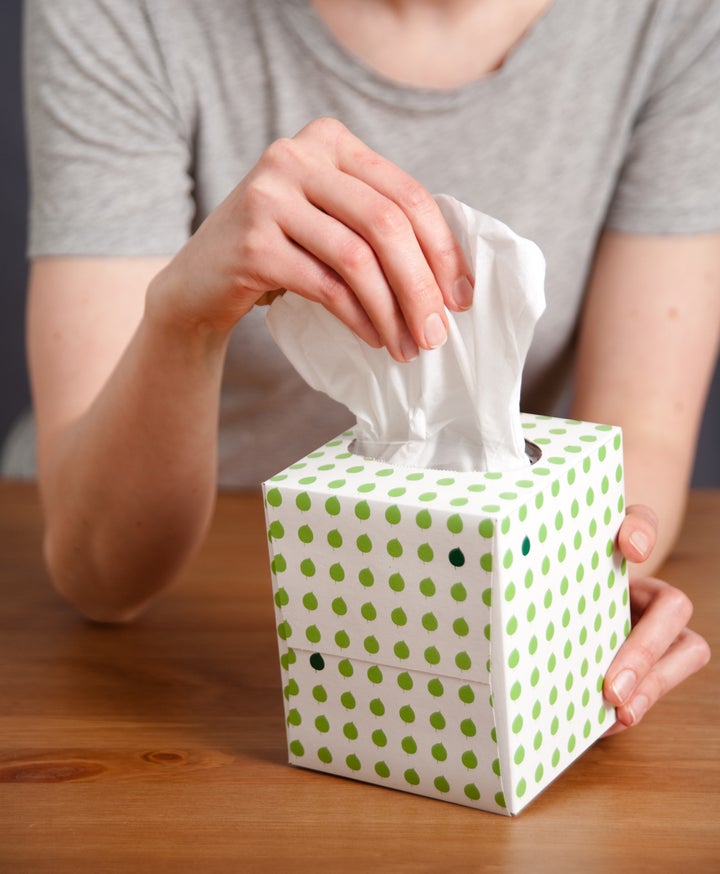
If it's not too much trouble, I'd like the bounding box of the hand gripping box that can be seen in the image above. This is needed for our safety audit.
[263,414,630,815]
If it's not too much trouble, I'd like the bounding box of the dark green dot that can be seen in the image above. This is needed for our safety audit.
[449,547,465,567]
[309,652,325,671]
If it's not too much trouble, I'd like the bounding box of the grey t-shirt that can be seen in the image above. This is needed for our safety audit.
[23,0,720,487]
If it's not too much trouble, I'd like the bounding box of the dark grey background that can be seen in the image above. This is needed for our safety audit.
[2,1,718,483]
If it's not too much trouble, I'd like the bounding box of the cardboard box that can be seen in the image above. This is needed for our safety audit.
[263,413,630,815]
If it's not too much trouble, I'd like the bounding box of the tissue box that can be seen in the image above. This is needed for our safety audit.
[263,414,630,815]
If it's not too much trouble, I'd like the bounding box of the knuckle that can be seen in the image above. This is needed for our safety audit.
[337,236,374,275]
[304,116,345,145]
[684,629,711,670]
[262,136,300,172]
[661,586,694,625]
[368,201,407,238]
[400,177,434,212]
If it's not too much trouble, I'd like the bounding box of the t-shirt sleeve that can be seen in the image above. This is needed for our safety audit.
[24,0,194,257]
[605,0,720,235]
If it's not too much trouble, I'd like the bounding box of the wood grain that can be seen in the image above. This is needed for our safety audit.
[1,481,718,873]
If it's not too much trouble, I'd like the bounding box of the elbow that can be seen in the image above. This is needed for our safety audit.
[42,529,152,625]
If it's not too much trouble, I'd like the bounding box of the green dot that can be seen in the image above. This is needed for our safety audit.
[314,715,329,733]
[271,554,287,574]
[317,747,332,764]
[506,616,518,635]
[391,607,407,627]
[512,715,523,734]
[335,630,350,648]
[359,568,374,587]
[427,678,444,697]
[369,698,385,717]
[327,529,343,548]
[386,538,404,559]
[550,715,559,736]
[505,582,516,602]
[446,514,463,534]
[419,577,436,597]
[452,618,470,637]
[338,690,353,709]
[300,558,316,577]
[399,705,416,724]
[450,583,467,602]
[404,768,420,785]
[535,763,544,783]
[289,740,304,757]
[568,734,577,753]
[421,612,438,632]
[354,500,371,520]
[268,521,285,540]
[372,729,387,747]
[394,641,410,660]
[510,681,522,701]
[530,666,540,686]
[338,659,353,678]
[461,750,478,769]
[503,549,514,569]
[401,737,418,755]
[331,597,347,616]
[375,761,390,778]
[266,488,282,507]
[346,754,361,771]
[429,711,446,730]
[367,665,383,684]
[430,743,447,763]
[363,635,380,655]
[297,524,314,544]
[419,492,437,502]
[385,505,401,525]
[416,509,432,529]
[277,620,292,641]
[514,746,526,765]
[343,722,359,741]
[306,625,321,644]
[552,748,561,767]
[491,758,501,777]
[528,634,538,655]
[329,562,345,582]
[418,543,434,563]
[481,587,492,606]
[296,492,311,511]
[388,487,406,498]
[360,602,377,622]
[424,646,441,665]
[284,679,299,699]
[479,519,494,538]
[460,718,477,738]
[464,784,481,801]
[397,672,413,691]
[494,792,507,809]
[455,652,472,671]
[274,587,289,608]
[312,684,327,703]
[324,496,340,515]
[356,534,372,553]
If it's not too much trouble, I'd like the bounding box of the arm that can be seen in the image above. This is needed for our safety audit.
[570,229,719,727]
[29,119,474,623]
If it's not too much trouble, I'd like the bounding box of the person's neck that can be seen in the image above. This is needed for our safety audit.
[311,0,553,88]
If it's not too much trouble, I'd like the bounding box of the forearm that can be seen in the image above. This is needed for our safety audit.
[37,276,233,623]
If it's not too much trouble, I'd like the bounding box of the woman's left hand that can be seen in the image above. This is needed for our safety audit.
[602,504,711,734]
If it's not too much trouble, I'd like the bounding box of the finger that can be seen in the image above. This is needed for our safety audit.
[604,578,693,707]
[614,627,711,728]
[258,231,384,349]
[617,503,659,563]
[281,199,419,361]
[330,124,474,309]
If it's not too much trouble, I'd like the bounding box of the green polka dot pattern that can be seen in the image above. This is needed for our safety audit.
[264,415,630,815]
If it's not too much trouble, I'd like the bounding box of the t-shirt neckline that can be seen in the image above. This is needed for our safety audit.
[284,0,562,111]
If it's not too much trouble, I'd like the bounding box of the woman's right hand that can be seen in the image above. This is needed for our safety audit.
[151,117,475,362]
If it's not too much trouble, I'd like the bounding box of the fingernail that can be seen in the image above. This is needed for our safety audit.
[400,335,419,362]
[629,530,650,557]
[423,312,447,349]
[610,668,636,703]
[627,694,649,725]
[451,275,474,310]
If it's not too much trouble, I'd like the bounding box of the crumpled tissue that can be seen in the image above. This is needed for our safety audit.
[265,195,546,472]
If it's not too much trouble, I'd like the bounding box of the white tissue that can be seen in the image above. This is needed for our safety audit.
[265,195,546,472]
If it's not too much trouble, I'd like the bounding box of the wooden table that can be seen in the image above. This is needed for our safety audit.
[1,482,718,873]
